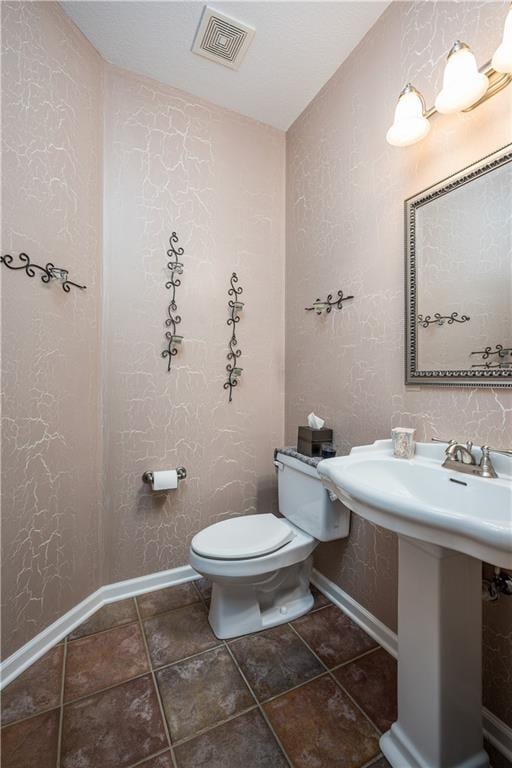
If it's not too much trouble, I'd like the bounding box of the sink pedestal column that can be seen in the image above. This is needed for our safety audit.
[381,536,488,768]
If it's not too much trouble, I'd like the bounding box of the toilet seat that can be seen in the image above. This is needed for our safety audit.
[191,514,294,560]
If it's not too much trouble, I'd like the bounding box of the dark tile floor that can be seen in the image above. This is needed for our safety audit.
[0,580,507,768]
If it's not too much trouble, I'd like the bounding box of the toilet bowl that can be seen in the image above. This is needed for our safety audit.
[189,450,350,639]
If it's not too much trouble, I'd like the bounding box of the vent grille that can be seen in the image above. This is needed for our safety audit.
[192,7,255,70]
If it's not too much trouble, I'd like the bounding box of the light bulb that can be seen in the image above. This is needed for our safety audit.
[435,41,489,114]
[386,84,431,147]
[492,4,512,74]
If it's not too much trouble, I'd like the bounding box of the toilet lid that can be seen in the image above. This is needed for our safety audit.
[191,514,294,560]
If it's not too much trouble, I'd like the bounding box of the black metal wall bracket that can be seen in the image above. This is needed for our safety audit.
[224,273,244,402]
[1,252,86,292]
[305,290,353,315]
[161,232,184,372]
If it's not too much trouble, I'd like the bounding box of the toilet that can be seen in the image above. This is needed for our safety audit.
[189,450,351,638]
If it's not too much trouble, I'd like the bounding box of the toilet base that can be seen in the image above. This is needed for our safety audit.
[207,555,314,639]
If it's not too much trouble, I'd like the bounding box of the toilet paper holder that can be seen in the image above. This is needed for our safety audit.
[142,467,187,485]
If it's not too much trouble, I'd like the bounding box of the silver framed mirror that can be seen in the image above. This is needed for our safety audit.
[405,144,512,387]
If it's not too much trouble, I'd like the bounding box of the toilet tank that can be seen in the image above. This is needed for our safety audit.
[275,452,350,541]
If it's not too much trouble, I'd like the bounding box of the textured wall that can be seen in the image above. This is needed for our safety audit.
[102,65,285,583]
[286,0,512,726]
[1,2,103,658]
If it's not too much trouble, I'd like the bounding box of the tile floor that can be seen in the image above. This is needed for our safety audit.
[0,580,507,768]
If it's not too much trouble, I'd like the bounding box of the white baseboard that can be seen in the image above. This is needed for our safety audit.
[0,564,199,689]
[311,568,398,658]
[483,707,512,763]
[311,568,512,767]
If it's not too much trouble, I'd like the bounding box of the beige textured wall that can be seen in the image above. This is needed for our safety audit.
[286,0,512,727]
[102,65,285,583]
[1,2,103,658]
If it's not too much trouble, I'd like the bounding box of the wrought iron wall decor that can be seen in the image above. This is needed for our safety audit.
[1,252,86,292]
[161,232,185,372]
[417,312,470,327]
[224,272,244,403]
[305,290,354,315]
[471,344,512,369]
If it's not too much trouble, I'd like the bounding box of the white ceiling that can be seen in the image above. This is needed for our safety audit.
[61,1,390,130]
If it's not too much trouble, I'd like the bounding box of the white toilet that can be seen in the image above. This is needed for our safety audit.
[189,450,351,638]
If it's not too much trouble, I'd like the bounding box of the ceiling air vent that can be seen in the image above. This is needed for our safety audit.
[192,6,255,70]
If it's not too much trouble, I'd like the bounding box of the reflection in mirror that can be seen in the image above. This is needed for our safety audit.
[405,145,512,386]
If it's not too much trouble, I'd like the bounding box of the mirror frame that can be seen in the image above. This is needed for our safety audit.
[405,143,512,387]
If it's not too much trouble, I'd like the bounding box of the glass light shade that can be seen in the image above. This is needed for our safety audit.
[492,6,512,74]
[435,43,488,114]
[386,86,430,147]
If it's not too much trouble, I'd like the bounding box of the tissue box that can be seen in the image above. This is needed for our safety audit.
[297,426,333,457]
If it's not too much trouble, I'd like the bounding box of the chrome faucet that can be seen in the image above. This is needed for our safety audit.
[431,438,512,479]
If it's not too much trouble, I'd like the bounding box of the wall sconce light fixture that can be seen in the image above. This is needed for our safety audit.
[387,4,512,147]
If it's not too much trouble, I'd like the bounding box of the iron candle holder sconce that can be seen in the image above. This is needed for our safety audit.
[417,312,470,327]
[224,272,244,402]
[1,252,86,292]
[471,344,512,369]
[162,232,185,372]
[305,289,354,315]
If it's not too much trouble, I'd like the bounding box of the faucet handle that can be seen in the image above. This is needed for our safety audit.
[481,445,512,457]
[479,445,499,479]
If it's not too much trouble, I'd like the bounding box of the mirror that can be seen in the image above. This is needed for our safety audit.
[405,144,512,387]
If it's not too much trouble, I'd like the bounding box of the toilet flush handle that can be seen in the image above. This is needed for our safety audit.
[273,459,284,472]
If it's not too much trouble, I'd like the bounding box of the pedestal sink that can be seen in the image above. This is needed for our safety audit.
[317,440,512,768]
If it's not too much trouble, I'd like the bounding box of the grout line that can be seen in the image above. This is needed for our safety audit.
[171,704,259,748]
[62,669,153,708]
[126,747,173,768]
[258,668,330,706]
[136,599,202,624]
[67,617,139,643]
[134,598,178,768]
[151,643,224,676]
[287,622,384,738]
[1,703,61,731]
[361,754,386,768]
[192,581,210,605]
[222,641,294,768]
[329,645,381,673]
[56,637,67,768]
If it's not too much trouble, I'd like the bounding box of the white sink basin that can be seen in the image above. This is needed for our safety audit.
[317,439,512,569]
[317,439,512,768]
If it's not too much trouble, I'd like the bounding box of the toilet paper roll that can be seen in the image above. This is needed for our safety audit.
[151,470,178,490]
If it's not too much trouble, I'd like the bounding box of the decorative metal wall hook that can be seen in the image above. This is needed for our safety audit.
[305,290,354,315]
[161,232,185,372]
[223,272,244,402]
[417,312,470,327]
[1,252,86,292]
